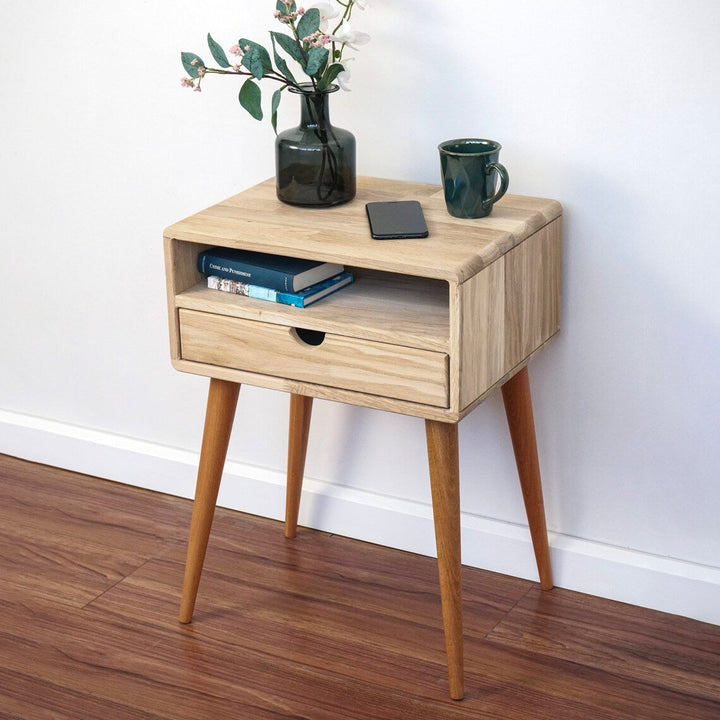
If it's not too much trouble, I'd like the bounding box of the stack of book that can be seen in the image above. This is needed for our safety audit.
[197,247,353,308]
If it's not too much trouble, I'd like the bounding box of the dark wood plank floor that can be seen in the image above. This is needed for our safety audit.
[1,453,719,719]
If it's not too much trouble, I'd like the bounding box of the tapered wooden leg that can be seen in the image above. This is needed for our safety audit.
[501,366,554,590]
[179,378,241,624]
[285,393,313,539]
[425,419,464,701]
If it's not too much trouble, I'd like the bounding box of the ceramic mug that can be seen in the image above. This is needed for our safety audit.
[438,138,509,218]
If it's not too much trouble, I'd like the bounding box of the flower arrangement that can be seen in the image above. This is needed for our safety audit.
[181,0,370,131]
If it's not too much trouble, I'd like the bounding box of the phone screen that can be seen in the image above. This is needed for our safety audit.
[365,201,429,239]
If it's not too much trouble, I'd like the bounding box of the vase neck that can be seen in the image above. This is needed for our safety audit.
[298,91,331,130]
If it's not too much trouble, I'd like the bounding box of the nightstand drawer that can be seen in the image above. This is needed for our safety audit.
[179,309,449,407]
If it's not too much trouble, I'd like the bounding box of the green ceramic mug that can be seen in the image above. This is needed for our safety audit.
[438,138,509,218]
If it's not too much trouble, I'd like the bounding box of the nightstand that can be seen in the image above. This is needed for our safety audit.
[164,176,562,699]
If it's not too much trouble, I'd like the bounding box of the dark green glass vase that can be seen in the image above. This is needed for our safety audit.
[275,84,356,207]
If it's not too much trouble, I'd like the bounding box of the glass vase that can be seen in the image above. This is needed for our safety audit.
[275,84,356,207]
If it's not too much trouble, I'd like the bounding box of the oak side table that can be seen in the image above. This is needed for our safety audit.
[164,176,562,700]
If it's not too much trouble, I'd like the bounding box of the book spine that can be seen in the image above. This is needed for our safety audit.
[275,292,305,308]
[207,276,277,301]
[199,252,293,291]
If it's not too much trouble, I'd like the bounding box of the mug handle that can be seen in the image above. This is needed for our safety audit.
[484,162,509,209]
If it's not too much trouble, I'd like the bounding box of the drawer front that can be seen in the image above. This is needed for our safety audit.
[179,309,448,407]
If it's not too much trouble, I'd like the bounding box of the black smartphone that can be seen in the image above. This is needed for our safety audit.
[365,200,429,239]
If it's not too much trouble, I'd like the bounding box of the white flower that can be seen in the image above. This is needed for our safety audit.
[306,1,340,30]
[330,21,371,51]
[337,57,354,91]
[355,0,372,8]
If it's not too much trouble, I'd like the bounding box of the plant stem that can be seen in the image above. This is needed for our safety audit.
[204,67,300,89]
[330,0,354,65]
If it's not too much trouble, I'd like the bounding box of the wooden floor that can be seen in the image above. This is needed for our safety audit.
[1,454,719,719]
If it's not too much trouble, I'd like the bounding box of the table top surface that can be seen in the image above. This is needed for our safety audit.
[165,177,561,283]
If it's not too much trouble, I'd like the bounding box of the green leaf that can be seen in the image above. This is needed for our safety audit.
[239,38,273,80]
[239,78,263,121]
[276,0,296,14]
[271,87,284,134]
[297,8,320,39]
[271,31,305,67]
[181,52,205,78]
[305,46,329,77]
[318,62,345,91]
[207,33,230,68]
[270,33,296,84]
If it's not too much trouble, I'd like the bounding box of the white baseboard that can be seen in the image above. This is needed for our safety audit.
[2,408,719,626]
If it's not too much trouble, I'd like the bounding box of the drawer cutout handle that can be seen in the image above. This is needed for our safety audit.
[292,327,326,347]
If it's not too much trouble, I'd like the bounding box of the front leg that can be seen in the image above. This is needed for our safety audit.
[179,378,241,623]
[425,419,464,700]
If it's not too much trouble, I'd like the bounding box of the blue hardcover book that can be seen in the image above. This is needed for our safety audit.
[207,272,354,307]
[198,247,344,292]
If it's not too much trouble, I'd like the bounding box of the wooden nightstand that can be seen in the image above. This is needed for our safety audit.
[164,176,562,699]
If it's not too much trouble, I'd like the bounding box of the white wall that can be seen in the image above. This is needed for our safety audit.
[2,1,719,625]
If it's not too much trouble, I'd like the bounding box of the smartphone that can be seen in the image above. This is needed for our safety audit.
[365,200,429,240]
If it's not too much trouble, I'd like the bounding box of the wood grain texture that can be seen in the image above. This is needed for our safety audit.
[179,378,240,623]
[164,177,562,282]
[166,179,561,698]
[169,357,460,422]
[285,393,313,539]
[504,218,562,369]
[175,269,451,353]
[425,420,464,699]
[164,177,562,421]
[2,454,720,718]
[456,216,561,414]
[456,258,506,410]
[164,238,206,361]
[501,366,554,589]
[179,308,449,407]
